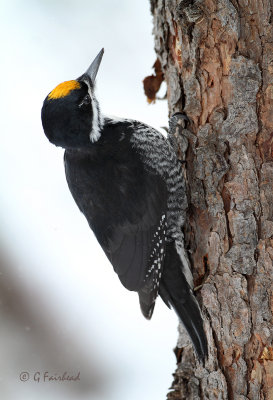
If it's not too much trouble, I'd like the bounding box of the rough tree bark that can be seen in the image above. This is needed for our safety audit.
[146,0,273,398]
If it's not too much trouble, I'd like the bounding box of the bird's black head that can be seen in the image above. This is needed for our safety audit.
[41,49,104,149]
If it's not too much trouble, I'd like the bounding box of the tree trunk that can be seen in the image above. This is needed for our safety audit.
[148,0,273,398]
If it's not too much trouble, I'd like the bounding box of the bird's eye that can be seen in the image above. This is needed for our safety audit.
[79,94,91,108]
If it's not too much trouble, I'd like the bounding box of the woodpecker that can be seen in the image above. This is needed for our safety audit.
[41,49,208,361]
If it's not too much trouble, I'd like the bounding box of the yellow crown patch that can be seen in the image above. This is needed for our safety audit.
[48,80,81,100]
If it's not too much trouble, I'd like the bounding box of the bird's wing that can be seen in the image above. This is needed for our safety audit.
[64,121,169,319]
[98,162,168,319]
[100,170,168,306]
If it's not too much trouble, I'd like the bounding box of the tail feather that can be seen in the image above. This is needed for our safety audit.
[159,241,208,362]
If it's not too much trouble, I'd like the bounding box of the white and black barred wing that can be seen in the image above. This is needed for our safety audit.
[138,214,167,319]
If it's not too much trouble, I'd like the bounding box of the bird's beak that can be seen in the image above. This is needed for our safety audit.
[85,48,104,83]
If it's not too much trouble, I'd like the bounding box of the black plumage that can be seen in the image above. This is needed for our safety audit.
[64,120,167,293]
[159,242,208,360]
[41,49,208,361]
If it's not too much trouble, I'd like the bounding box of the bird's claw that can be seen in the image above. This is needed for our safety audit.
[169,112,190,131]
[193,284,203,292]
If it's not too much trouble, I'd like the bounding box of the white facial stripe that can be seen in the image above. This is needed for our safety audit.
[90,95,101,142]
[83,79,102,143]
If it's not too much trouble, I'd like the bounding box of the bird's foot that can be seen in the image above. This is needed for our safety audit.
[168,112,190,136]
[168,112,191,156]
[193,284,203,292]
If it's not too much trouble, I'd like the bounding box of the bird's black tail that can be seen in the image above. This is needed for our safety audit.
[159,241,208,362]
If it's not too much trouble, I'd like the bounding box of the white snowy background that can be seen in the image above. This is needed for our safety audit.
[0,1,179,399]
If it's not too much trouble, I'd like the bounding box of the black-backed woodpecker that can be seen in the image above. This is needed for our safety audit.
[41,49,208,361]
